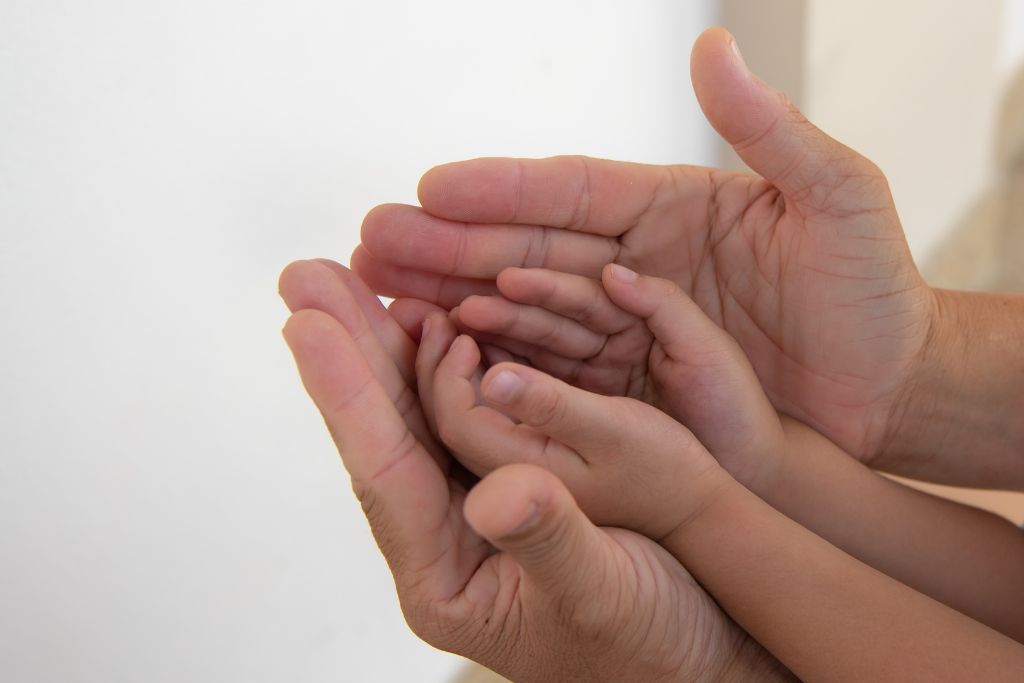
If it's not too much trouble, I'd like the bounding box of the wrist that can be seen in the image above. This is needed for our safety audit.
[658,469,746,558]
[878,288,1024,487]
[878,286,954,462]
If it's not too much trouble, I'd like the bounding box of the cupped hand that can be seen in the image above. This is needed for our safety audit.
[354,27,935,469]
[278,260,790,682]
[452,263,788,489]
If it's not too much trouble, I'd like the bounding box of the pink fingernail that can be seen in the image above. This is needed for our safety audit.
[608,263,638,283]
[486,370,523,404]
[421,317,432,337]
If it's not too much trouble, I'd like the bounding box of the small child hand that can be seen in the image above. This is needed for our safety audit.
[416,312,730,540]
[451,263,785,488]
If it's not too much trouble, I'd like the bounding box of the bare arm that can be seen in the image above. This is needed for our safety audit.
[665,474,1024,682]
[764,416,1024,641]
[424,329,1024,681]
[881,289,1024,488]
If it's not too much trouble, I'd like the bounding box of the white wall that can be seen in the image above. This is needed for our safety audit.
[0,2,716,681]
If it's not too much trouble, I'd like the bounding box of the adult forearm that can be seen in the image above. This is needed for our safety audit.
[665,480,1024,681]
[769,417,1024,641]
[880,289,1024,488]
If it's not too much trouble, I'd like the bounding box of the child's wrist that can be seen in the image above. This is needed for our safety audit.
[658,467,744,554]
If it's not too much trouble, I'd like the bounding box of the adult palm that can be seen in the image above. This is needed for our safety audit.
[353,28,934,468]
[279,259,786,682]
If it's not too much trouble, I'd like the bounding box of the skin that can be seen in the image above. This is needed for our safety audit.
[418,319,1024,682]
[278,258,794,682]
[355,27,938,477]
[438,262,1024,641]
[280,23,1024,680]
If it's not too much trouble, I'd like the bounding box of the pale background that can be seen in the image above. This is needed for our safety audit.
[1,2,1022,682]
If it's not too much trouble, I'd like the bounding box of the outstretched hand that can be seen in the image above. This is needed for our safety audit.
[354,27,935,471]
[279,260,790,683]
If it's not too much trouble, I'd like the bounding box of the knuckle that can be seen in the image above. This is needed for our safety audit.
[435,414,463,450]
[527,385,569,431]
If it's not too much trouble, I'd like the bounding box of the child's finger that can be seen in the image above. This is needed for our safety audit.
[600,263,731,359]
[457,295,606,360]
[479,362,633,457]
[431,336,587,479]
[449,309,590,383]
[415,312,459,437]
[388,297,448,343]
[496,267,637,334]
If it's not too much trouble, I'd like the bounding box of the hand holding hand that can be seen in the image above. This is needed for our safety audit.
[279,260,791,682]
[356,27,935,473]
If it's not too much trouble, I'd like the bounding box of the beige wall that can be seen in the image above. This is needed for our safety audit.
[723,1,1004,261]
[722,0,1024,523]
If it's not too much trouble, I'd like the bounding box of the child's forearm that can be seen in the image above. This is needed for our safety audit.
[756,416,1024,641]
[663,477,1024,681]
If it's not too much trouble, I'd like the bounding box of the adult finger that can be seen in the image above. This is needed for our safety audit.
[312,259,418,378]
[279,260,447,468]
[416,155,709,235]
[691,27,889,216]
[351,244,499,308]
[388,298,447,343]
[463,464,617,615]
[360,204,620,280]
[283,309,452,579]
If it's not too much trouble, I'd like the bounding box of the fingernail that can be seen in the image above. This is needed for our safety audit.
[504,501,540,536]
[448,334,465,353]
[608,263,638,283]
[486,370,523,404]
[421,317,432,337]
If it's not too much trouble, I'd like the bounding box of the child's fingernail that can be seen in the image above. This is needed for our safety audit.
[421,317,432,337]
[609,263,638,283]
[486,370,523,404]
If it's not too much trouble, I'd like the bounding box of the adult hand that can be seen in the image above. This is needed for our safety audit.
[279,260,791,682]
[354,27,935,474]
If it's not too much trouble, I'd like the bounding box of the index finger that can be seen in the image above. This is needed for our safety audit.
[283,309,451,576]
[417,155,696,234]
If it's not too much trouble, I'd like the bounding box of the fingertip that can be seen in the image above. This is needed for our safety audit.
[604,262,638,284]
[481,367,524,405]
[464,464,558,540]
[278,259,339,309]
[495,266,525,292]
[417,158,517,222]
[358,203,404,255]
[281,308,341,359]
[348,244,375,282]
[416,160,458,210]
[446,334,481,369]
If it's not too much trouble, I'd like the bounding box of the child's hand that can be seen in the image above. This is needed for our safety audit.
[450,263,785,489]
[417,312,732,540]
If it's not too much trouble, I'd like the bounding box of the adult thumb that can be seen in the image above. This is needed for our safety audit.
[690,27,883,213]
[464,464,610,606]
